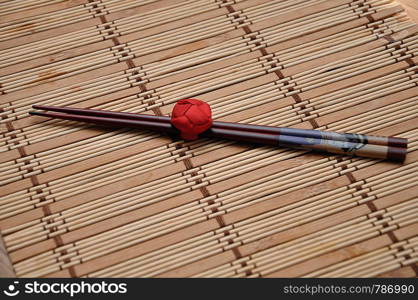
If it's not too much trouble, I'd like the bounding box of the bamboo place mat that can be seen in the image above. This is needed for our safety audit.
[0,0,417,278]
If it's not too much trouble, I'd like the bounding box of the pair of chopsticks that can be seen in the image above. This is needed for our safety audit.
[30,105,407,161]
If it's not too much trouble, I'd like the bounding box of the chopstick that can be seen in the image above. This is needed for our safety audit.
[30,105,408,161]
[32,105,407,148]
[30,110,175,133]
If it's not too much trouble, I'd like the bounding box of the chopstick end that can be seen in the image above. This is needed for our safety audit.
[29,111,45,117]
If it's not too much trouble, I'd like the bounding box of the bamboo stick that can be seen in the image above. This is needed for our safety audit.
[1,0,417,279]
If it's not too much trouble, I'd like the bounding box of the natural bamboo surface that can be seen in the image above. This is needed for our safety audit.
[0,0,417,278]
[398,0,418,23]
[0,234,14,277]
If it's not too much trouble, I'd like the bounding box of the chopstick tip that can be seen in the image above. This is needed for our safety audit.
[29,111,44,117]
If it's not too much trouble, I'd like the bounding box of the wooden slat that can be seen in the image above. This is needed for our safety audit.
[0,0,417,278]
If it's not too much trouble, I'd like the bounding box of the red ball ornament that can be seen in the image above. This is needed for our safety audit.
[171,99,213,140]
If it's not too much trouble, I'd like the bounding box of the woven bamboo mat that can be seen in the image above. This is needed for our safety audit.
[0,0,417,278]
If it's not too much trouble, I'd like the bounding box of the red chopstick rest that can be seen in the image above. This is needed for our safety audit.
[171,99,213,140]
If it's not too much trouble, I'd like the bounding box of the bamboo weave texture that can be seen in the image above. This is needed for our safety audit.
[0,0,417,278]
